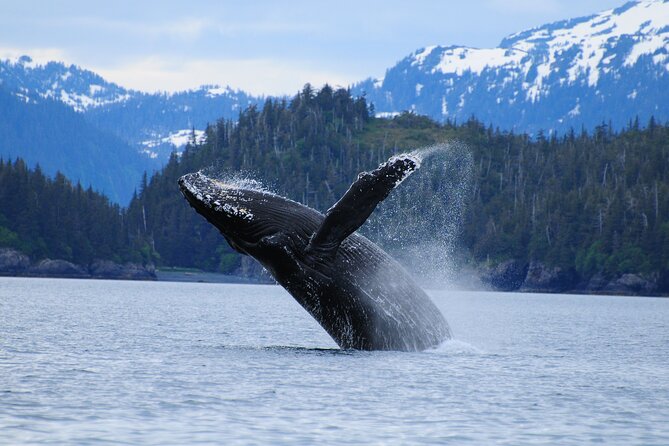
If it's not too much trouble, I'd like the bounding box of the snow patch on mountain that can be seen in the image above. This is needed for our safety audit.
[141,129,206,157]
[355,0,669,134]
[415,0,669,97]
[432,47,525,76]
[205,85,236,98]
[0,56,133,111]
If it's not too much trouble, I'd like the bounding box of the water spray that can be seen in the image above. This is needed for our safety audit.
[363,141,474,288]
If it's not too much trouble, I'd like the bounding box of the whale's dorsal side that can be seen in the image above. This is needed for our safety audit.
[304,154,420,268]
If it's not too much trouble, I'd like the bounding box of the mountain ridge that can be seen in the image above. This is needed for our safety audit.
[0,86,149,204]
[0,56,262,162]
[0,55,131,111]
[3,0,667,143]
[352,0,669,134]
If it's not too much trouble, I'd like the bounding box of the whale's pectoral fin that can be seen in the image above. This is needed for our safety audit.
[305,154,420,264]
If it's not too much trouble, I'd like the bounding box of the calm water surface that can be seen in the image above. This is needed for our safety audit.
[1,277,668,444]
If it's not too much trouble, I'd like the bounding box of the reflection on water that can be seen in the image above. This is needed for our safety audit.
[1,278,668,445]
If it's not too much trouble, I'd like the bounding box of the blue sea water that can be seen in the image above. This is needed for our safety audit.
[1,277,668,444]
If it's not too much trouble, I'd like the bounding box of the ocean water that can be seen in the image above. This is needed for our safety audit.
[1,277,668,445]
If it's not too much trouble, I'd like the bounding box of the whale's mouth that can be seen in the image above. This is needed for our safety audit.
[178,171,287,254]
[179,172,256,221]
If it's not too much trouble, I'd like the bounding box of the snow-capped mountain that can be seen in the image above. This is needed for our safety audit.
[353,0,669,134]
[0,56,261,201]
[83,84,259,161]
[0,86,149,204]
[0,55,131,111]
[0,56,261,162]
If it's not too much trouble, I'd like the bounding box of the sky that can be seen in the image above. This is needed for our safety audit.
[0,0,626,95]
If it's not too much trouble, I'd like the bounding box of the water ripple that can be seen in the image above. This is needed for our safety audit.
[1,278,668,445]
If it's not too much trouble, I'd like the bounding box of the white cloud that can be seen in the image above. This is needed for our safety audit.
[213,20,319,37]
[486,0,560,14]
[0,46,69,64]
[29,15,314,42]
[95,56,356,95]
[148,18,213,40]
[51,16,215,41]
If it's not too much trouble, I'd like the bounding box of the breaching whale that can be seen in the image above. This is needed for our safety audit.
[178,154,450,351]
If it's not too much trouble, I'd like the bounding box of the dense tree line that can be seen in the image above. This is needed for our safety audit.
[2,84,668,289]
[0,158,151,265]
[463,119,669,280]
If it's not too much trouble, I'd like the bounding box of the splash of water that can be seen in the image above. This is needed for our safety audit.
[363,142,474,288]
[199,166,272,194]
[196,143,473,288]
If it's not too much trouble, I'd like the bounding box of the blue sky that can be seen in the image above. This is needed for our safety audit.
[1,0,625,95]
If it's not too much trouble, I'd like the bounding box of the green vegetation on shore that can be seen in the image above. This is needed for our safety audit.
[0,158,153,265]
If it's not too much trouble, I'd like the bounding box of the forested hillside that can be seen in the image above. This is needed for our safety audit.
[0,87,151,204]
[0,158,149,265]
[463,119,669,282]
[126,85,669,292]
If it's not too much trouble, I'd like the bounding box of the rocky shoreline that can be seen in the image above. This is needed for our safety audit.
[2,247,667,296]
[479,259,667,297]
[0,248,156,281]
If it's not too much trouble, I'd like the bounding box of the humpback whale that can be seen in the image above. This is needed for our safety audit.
[178,154,450,351]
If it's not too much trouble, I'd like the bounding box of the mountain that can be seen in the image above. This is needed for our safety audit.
[3,1,667,147]
[83,85,260,161]
[2,81,668,294]
[0,86,148,204]
[0,56,262,163]
[0,57,261,202]
[0,55,131,111]
[353,0,669,134]
[2,0,667,203]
